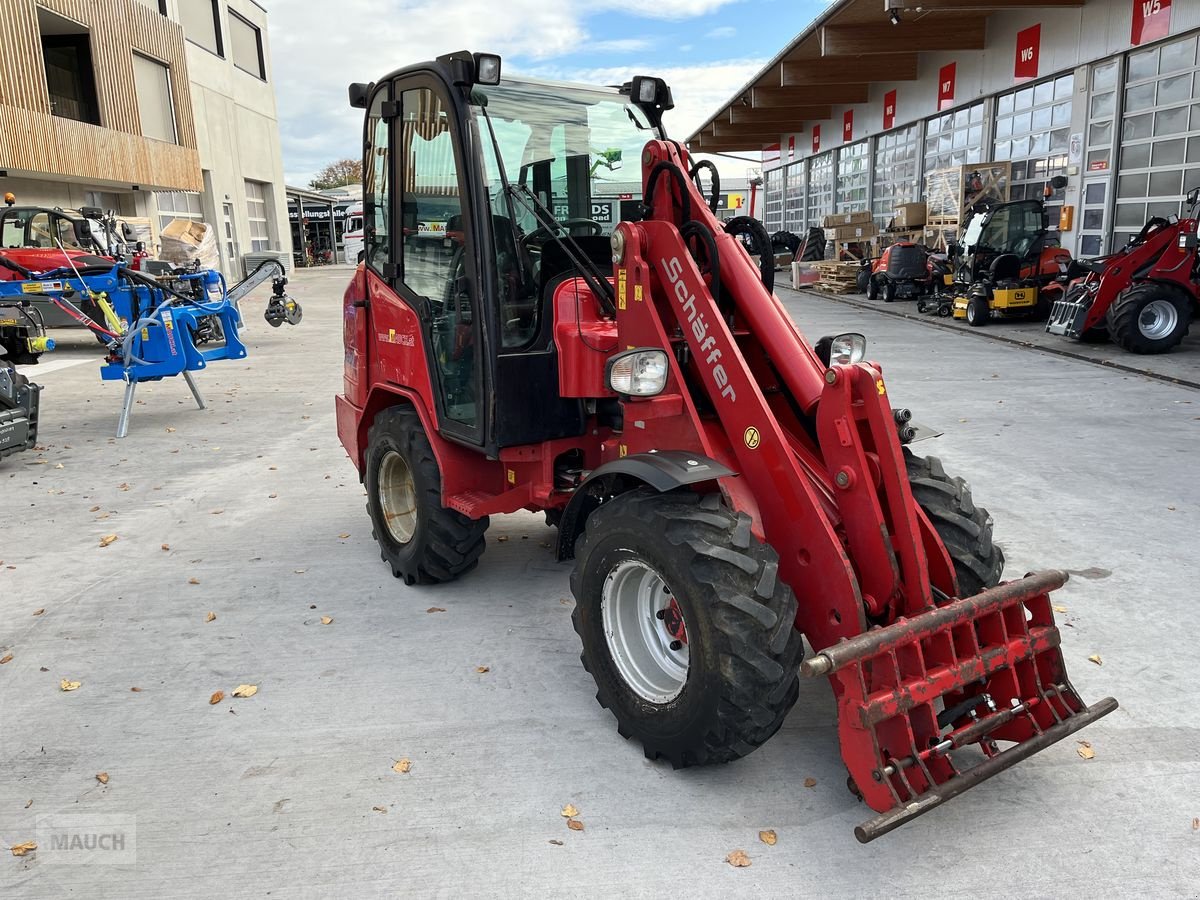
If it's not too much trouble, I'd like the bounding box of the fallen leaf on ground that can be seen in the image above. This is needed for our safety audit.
[130,687,142,692]
[1053,605,1068,613]
[99,534,118,547]
[392,758,412,774]
[427,607,446,614]
[320,616,333,625]
[338,533,350,539]
[1077,744,1095,760]
[205,612,216,623]
[759,830,777,845]
[60,679,81,691]
[725,849,751,867]
[496,536,509,542]
[548,839,563,846]
[161,544,170,551]
[89,505,100,512]
[209,691,224,705]
[1087,654,1102,666]
[268,493,278,499]
[803,777,817,788]
[232,684,258,698]
[566,818,584,831]
[211,509,224,515]
[294,569,306,574]
[560,804,579,818]
[1193,817,1198,831]
[372,806,387,814]
[24,800,31,809]
[476,666,490,673]
[0,655,12,665]
[95,772,109,785]
[188,577,200,585]
[10,841,36,857]
[118,483,130,491]
[32,608,44,616]
[55,463,63,469]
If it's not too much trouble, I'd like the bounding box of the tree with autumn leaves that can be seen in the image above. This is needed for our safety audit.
[309,158,362,191]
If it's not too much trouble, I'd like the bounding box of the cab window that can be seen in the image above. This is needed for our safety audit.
[364,88,391,271]
[1,214,24,248]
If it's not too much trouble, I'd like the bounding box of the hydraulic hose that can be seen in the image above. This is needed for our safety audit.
[689,160,721,214]
[643,161,693,225]
[680,220,721,309]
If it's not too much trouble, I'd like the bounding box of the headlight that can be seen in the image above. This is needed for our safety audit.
[607,348,669,397]
[815,332,867,367]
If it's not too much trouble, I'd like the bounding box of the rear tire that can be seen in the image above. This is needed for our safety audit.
[571,489,804,767]
[1106,283,1192,354]
[364,406,488,584]
[882,279,897,303]
[904,450,1004,597]
[855,265,871,294]
[966,295,989,327]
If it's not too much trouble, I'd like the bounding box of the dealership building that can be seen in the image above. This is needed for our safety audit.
[687,0,1200,258]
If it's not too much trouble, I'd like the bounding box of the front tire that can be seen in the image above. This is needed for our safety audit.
[904,450,1004,597]
[571,489,804,767]
[966,295,989,327]
[1106,284,1192,354]
[364,406,488,584]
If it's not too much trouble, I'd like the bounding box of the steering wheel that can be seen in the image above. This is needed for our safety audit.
[522,218,604,246]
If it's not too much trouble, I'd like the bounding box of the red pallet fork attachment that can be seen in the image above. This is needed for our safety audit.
[801,569,1119,843]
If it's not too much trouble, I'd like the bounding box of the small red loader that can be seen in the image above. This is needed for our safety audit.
[335,52,1116,842]
[1046,189,1199,353]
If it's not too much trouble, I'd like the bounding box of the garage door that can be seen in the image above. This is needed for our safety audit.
[836,140,869,213]
[763,167,784,232]
[872,123,920,230]
[993,73,1073,223]
[1114,32,1200,247]
[924,101,985,173]
[807,151,835,227]
[784,162,806,231]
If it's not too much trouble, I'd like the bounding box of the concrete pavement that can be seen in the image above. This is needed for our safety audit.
[1,266,1197,897]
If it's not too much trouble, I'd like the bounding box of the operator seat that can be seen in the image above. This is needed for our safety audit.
[990,253,1021,284]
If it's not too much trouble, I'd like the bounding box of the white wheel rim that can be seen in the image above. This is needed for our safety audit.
[378,450,417,544]
[601,558,690,703]
[1138,298,1179,341]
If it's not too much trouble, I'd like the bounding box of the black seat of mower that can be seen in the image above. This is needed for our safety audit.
[1069,257,1110,277]
[990,253,1021,282]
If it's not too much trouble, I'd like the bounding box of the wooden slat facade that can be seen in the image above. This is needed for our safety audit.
[0,0,201,191]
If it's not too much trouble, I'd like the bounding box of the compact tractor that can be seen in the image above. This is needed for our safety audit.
[1046,189,1199,354]
[950,177,1073,327]
[335,52,1116,842]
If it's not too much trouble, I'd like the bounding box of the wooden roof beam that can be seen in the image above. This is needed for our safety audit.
[781,53,918,86]
[729,105,831,125]
[691,133,783,153]
[710,123,790,141]
[889,0,1081,8]
[821,18,986,56]
[751,85,870,107]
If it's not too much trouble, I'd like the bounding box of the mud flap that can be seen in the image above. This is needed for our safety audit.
[801,570,1118,842]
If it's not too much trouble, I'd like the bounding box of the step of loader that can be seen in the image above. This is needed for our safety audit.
[801,570,1118,843]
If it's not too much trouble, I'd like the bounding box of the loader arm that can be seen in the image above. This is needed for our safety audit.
[614,139,1116,840]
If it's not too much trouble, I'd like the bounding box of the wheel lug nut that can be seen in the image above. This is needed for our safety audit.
[656,609,666,620]
[669,640,683,651]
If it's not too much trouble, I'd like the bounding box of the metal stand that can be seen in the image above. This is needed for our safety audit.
[114,373,206,438]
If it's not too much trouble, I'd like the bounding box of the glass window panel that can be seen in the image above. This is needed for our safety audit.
[1087,149,1111,168]
[970,103,983,123]
[1188,137,1200,164]
[1011,135,1030,158]
[993,140,1010,161]
[1127,47,1159,82]
[1092,60,1118,92]
[1084,182,1106,205]
[1054,74,1074,99]
[1052,102,1072,126]
[1031,131,1050,155]
[1186,169,1200,194]
[1122,143,1151,168]
[1032,105,1052,131]
[1122,114,1152,141]
[1050,129,1069,153]
[968,125,982,147]
[1154,106,1188,136]
[996,116,1012,138]
[1080,234,1101,256]
[1148,170,1183,197]
[1148,200,1182,219]
[952,128,967,149]
[1015,87,1034,110]
[1125,83,1156,112]
[1158,74,1193,106]
[1011,161,1028,180]
[1191,104,1200,130]
[1160,36,1196,74]
[1152,138,1186,167]
[1115,203,1147,226]
[926,116,941,135]
[998,93,1014,116]
[1034,80,1054,107]
[1090,91,1115,119]
[1089,121,1112,145]
[1117,173,1147,198]
[1082,209,1104,230]
[1013,111,1032,135]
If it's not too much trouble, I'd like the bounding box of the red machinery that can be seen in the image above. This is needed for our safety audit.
[1047,191,1199,353]
[336,52,1116,842]
[865,241,953,302]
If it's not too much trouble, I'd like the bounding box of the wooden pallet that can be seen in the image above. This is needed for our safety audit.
[813,281,856,295]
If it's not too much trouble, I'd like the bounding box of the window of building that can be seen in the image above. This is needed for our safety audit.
[923,101,984,173]
[994,73,1073,220]
[244,180,271,252]
[132,53,176,143]
[155,191,203,233]
[806,152,835,228]
[762,167,784,233]
[37,8,100,126]
[180,0,223,56]
[1113,35,1200,246]
[783,162,806,231]
[229,11,265,79]
[836,140,870,213]
[872,123,921,229]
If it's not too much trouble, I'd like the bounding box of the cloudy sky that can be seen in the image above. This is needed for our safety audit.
[266,0,831,186]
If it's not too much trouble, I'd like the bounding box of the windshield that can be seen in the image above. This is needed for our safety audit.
[978,201,1044,255]
[474,80,655,237]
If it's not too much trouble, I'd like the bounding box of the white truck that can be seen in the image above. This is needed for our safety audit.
[342,206,364,265]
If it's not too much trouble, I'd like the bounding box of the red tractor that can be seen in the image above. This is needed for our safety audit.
[1047,189,1199,353]
[864,241,953,302]
[335,52,1115,842]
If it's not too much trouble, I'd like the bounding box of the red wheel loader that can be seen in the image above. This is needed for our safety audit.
[1046,188,1200,354]
[335,52,1116,842]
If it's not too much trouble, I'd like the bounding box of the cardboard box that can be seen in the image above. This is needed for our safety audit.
[822,211,873,228]
[893,202,927,229]
[824,223,879,242]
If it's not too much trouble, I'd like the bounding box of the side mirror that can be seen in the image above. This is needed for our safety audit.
[814,332,867,367]
[121,222,137,241]
[348,82,372,109]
